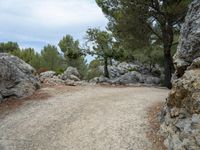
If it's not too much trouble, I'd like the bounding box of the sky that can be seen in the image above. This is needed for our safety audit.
[0,0,108,53]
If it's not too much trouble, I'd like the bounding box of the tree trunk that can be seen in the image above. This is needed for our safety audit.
[163,51,174,89]
[161,23,175,89]
[104,57,109,78]
[110,58,113,66]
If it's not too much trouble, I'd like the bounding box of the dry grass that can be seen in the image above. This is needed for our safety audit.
[146,102,167,150]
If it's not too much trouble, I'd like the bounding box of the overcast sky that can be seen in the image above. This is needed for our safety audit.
[0,0,108,52]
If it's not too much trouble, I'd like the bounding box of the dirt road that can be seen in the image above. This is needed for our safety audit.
[0,86,168,150]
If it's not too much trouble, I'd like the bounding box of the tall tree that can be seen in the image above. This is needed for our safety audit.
[58,35,87,78]
[58,35,82,66]
[86,28,113,78]
[41,44,62,71]
[96,0,191,88]
[19,48,36,64]
[30,52,43,70]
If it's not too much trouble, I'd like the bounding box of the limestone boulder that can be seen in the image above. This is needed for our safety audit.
[61,67,80,81]
[40,71,56,79]
[160,1,200,149]
[0,53,40,99]
[173,0,200,77]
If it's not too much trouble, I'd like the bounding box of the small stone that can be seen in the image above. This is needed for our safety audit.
[40,71,56,78]
[170,107,180,118]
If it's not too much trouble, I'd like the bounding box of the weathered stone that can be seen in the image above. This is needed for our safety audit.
[0,53,40,99]
[174,0,200,77]
[175,118,192,133]
[68,75,80,81]
[144,76,161,85]
[65,79,76,86]
[98,76,110,83]
[61,67,80,81]
[160,1,200,149]
[89,77,99,83]
[168,69,200,114]
[112,71,141,84]
[40,71,56,78]
[170,107,181,118]
[42,76,65,86]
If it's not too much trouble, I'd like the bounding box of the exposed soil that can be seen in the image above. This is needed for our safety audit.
[146,102,167,150]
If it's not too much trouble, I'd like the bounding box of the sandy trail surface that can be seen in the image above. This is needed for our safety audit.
[0,86,168,150]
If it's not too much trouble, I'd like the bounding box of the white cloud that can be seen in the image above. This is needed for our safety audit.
[0,0,107,28]
[32,0,104,27]
[0,0,108,51]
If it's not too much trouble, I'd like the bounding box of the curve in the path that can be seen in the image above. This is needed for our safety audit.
[0,86,168,150]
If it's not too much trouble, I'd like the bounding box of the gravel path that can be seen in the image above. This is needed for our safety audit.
[0,86,168,150]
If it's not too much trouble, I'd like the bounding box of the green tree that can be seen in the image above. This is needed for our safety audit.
[134,46,163,72]
[86,28,113,78]
[58,35,87,78]
[19,48,36,64]
[96,0,191,88]
[58,35,82,66]
[86,59,103,80]
[41,44,63,71]
[30,52,43,70]
[0,42,20,53]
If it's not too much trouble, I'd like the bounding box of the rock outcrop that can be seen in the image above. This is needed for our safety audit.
[160,1,200,149]
[173,0,200,78]
[40,71,56,79]
[60,67,80,81]
[0,53,40,101]
[91,62,161,85]
[39,67,83,86]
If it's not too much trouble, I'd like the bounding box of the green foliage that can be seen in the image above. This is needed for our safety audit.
[86,59,103,80]
[76,57,88,79]
[86,28,114,78]
[55,68,65,75]
[58,35,88,79]
[59,35,82,62]
[41,44,63,71]
[31,52,43,70]
[10,48,43,70]
[19,48,36,64]
[134,46,163,71]
[86,28,113,58]
[96,0,192,88]
[0,42,20,53]
[96,0,191,49]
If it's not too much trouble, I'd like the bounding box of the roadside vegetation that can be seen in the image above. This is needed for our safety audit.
[0,0,192,88]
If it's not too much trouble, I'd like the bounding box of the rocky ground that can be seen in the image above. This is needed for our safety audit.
[160,1,200,149]
[0,85,168,150]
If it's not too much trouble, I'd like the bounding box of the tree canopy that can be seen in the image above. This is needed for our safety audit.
[59,35,87,78]
[41,44,63,71]
[0,42,20,53]
[86,28,114,78]
[96,0,192,88]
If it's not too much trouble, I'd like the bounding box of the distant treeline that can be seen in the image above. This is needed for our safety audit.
[0,0,192,88]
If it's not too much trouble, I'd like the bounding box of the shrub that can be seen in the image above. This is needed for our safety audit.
[37,68,49,74]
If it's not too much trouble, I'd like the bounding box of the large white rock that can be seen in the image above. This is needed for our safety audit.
[0,53,40,99]
[61,66,80,81]
[161,1,200,149]
[40,71,56,78]
[174,0,200,77]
